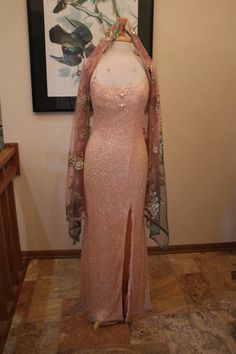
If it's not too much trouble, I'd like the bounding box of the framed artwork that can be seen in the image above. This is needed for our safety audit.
[27,0,154,112]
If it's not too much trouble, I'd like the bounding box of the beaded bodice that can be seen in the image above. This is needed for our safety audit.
[90,75,149,120]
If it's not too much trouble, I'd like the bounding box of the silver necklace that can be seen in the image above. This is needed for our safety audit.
[106,66,137,108]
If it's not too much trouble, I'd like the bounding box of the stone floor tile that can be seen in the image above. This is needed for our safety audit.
[3,321,60,354]
[61,298,83,318]
[194,252,236,274]
[12,281,36,323]
[202,269,236,297]
[31,275,80,301]
[150,273,189,315]
[57,315,130,351]
[159,310,236,354]
[37,259,81,279]
[178,272,219,311]
[57,342,169,354]
[27,298,63,322]
[168,254,200,274]
[148,255,173,278]
[24,259,39,281]
[3,252,236,353]
[129,315,169,351]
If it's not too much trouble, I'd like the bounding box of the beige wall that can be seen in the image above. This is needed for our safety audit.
[0,1,235,251]
[154,0,236,244]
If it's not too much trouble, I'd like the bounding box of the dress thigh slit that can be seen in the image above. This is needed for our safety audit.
[122,205,132,318]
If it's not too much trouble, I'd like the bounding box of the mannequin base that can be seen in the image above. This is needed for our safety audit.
[93,320,101,330]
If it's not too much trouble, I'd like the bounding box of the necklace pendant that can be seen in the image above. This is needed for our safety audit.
[106,65,136,109]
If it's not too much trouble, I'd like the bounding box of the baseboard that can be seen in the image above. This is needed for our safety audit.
[21,242,236,259]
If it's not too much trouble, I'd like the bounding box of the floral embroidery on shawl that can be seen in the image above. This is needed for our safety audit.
[65,18,169,249]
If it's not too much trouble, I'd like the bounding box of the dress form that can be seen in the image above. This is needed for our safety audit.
[90,40,148,149]
[90,20,149,331]
[91,40,147,87]
[67,17,168,332]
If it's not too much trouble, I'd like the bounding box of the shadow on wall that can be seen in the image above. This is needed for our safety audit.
[15,165,51,250]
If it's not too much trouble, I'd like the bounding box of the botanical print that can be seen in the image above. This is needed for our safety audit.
[43,0,138,97]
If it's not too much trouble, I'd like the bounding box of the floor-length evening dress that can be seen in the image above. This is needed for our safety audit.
[77,72,153,325]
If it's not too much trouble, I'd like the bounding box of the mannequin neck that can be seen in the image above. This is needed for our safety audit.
[109,40,134,56]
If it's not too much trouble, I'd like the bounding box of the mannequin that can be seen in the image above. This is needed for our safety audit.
[91,40,147,87]
[90,18,149,331]
[91,19,147,89]
[65,17,169,331]
[89,30,148,143]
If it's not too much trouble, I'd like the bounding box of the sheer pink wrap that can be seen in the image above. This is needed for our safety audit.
[65,18,169,249]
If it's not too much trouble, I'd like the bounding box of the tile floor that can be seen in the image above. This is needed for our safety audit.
[2,251,236,353]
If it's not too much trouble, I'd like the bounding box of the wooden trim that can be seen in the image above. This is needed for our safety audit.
[4,143,20,175]
[0,147,15,169]
[21,242,236,260]
[148,242,236,255]
[0,143,25,353]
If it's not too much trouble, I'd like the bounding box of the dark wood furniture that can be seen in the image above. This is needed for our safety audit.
[0,143,27,353]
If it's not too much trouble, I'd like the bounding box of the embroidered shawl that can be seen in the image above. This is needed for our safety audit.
[65,18,170,250]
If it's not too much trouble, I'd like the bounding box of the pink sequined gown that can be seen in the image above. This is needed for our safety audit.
[78,72,153,325]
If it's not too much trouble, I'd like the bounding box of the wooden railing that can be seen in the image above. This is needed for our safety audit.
[0,143,27,351]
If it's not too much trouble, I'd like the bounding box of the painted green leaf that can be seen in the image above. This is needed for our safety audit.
[77,0,89,4]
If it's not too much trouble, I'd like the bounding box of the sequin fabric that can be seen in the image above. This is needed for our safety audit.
[77,73,152,325]
[65,18,170,324]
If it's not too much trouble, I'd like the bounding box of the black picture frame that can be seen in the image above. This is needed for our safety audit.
[27,0,154,112]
